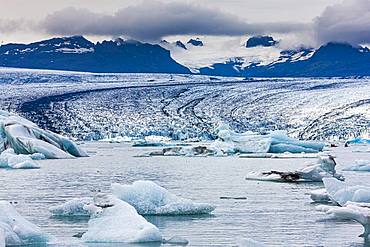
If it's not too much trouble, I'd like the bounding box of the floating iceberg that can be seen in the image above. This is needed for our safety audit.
[49,198,94,217]
[214,124,324,154]
[317,202,370,238]
[246,156,344,183]
[307,188,330,203]
[323,178,370,206]
[346,138,370,145]
[0,111,87,159]
[343,160,370,171]
[0,201,49,246]
[0,149,40,169]
[81,197,162,243]
[112,180,215,215]
[148,146,215,157]
[132,135,173,147]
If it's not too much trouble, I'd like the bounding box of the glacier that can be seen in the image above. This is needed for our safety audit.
[0,111,87,159]
[112,180,215,215]
[246,156,343,182]
[0,201,49,246]
[323,178,370,206]
[81,197,162,243]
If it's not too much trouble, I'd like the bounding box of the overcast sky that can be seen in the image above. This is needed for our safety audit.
[1,0,368,46]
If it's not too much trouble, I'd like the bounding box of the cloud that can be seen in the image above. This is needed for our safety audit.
[0,19,27,33]
[41,1,306,40]
[313,0,370,45]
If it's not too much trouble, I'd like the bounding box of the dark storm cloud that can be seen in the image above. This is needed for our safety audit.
[313,0,370,45]
[41,1,306,40]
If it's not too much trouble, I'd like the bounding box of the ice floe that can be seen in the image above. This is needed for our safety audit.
[81,197,162,243]
[0,148,40,169]
[323,178,370,206]
[246,156,344,182]
[0,201,49,246]
[0,110,87,159]
[343,160,370,171]
[213,124,324,154]
[112,180,215,215]
[49,198,94,217]
[307,188,331,203]
[316,202,370,238]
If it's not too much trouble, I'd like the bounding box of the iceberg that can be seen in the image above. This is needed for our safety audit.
[246,156,344,182]
[112,180,215,215]
[323,178,370,206]
[132,135,172,147]
[343,160,370,171]
[49,198,94,217]
[307,188,330,203]
[317,202,370,238]
[0,149,40,169]
[346,137,370,145]
[214,124,324,154]
[148,146,215,157]
[0,201,49,246]
[0,111,87,159]
[81,197,162,243]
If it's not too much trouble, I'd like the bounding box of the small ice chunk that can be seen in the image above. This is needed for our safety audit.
[0,149,40,169]
[0,201,49,246]
[323,178,370,206]
[81,197,162,243]
[307,188,330,202]
[163,236,189,245]
[49,198,94,217]
[112,180,215,215]
[343,160,370,171]
[246,156,343,183]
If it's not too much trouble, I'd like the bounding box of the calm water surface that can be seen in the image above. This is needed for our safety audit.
[1,143,370,247]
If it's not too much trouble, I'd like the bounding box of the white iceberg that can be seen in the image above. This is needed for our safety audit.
[49,198,94,217]
[214,124,324,154]
[0,149,40,169]
[343,160,370,171]
[112,180,215,215]
[307,188,330,203]
[81,197,162,243]
[0,111,87,159]
[323,178,370,206]
[246,156,344,183]
[0,201,49,246]
[317,202,370,238]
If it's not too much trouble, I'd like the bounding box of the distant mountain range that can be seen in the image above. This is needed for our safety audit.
[0,36,369,77]
[0,36,190,74]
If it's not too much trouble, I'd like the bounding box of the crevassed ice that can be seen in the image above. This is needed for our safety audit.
[0,201,49,246]
[81,197,162,243]
[112,180,215,215]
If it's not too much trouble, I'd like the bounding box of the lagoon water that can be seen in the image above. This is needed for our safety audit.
[1,142,370,247]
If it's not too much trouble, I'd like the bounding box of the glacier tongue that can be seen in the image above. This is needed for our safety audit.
[0,110,87,159]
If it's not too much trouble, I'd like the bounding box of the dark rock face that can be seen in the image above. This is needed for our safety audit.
[246,36,278,48]
[187,38,204,47]
[175,41,187,50]
[0,36,190,74]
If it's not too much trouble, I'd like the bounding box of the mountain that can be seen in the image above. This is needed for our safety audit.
[246,36,278,48]
[200,43,370,77]
[187,38,204,47]
[0,36,190,74]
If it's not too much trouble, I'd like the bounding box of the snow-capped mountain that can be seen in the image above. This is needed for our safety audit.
[0,36,190,74]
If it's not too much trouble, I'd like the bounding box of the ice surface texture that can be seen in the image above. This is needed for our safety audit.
[112,180,215,215]
[81,197,162,243]
[0,201,49,246]
[323,178,370,206]
[0,111,87,159]
[343,160,370,171]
